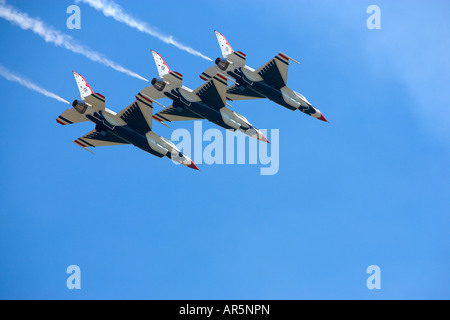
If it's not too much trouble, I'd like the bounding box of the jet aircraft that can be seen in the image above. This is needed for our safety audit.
[57,71,199,170]
[200,31,328,122]
[138,51,270,143]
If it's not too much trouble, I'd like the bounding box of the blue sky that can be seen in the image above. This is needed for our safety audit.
[0,0,449,299]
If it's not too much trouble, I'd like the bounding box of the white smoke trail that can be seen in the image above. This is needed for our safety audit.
[0,64,70,104]
[0,2,148,82]
[76,0,212,61]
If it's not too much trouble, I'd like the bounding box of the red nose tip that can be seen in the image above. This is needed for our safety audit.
[259,133,270,144]
[188,162,200,170]
[318,114,328,122]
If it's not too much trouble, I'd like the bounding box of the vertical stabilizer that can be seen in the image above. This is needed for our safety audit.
[151,50,172,78]
[73,71,94,101]
[215,31,233,58]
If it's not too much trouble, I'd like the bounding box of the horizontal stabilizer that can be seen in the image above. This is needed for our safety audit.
[163,71,183,88]
[85,92,106,111]
[56,108,88,125]
[139,86,166,101]
[227,51,246,67]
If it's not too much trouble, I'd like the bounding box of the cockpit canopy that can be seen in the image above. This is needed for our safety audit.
[294,91,309,103]
[160,136,176,149]
[233,111,248,123]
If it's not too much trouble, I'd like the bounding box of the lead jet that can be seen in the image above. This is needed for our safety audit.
[200,31,328,122]
[57,71,199,170]
[139,51,269,143]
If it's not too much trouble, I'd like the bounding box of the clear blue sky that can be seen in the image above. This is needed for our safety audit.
[0,0,449,299]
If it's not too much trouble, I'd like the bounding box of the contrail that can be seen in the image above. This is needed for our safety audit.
[0,64,70,104]
[0,2,148,82]
[76,0,213,61]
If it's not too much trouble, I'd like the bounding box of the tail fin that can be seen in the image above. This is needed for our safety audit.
[151,50,183,88]
[72,71,105,110]
[58,72,97,125]
[215,30,233,58]
[151,50,171,78]
[214,31,246,68]
[73,71,93,101]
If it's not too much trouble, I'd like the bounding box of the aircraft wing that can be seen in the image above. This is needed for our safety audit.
[74,130,129,149]
[226,83,265,101]
[153,105,204,124]
[193,73,228,110]
[255,52,292,89]
[116,93,154,134]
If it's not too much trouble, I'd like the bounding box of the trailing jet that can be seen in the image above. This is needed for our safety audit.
[200,31,328,122]
[56,71,199,170]
[138,50,269,143]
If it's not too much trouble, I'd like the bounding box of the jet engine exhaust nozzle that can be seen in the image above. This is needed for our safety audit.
[72,100,88,114]
[151,78,166,92]
[215,57,230,71]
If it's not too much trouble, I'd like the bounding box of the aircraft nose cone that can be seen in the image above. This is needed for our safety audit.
[317,114,328,122]
[188,161,200,171]
[259,132,270,144]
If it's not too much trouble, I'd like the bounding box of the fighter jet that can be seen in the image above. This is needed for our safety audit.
[200,31,327,122]
[56,71,199,170]
[138,51,269,143]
